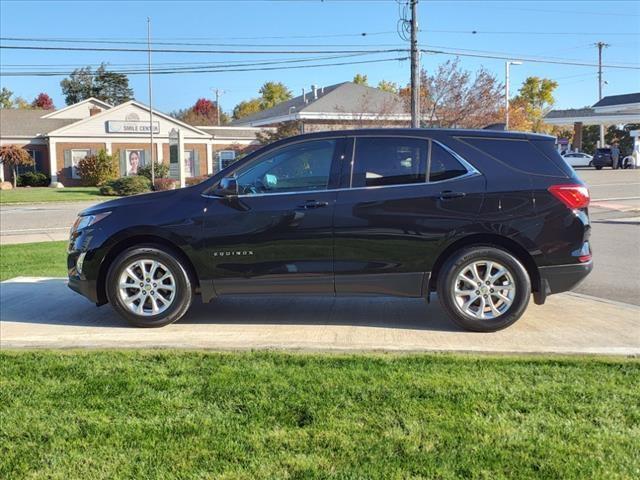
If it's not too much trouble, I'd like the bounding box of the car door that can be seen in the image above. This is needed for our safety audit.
[333,135,485,297]
[202,137,347,295]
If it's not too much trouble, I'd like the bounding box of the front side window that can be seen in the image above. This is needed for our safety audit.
[352,137,428,187]
[429,143,468,182]
[71,149,90,179]
[235,139,335,195]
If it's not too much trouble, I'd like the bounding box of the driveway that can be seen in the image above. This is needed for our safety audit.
[1,277,638,354]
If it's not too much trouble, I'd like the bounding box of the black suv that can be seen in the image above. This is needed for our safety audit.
[68,129,592,332]
[593,148,614,169]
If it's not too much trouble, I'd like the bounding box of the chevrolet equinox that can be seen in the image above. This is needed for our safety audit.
[68,129,593,332]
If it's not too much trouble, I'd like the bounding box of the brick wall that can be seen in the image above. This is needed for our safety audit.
[55,142,106,186]
[110,143,160,176]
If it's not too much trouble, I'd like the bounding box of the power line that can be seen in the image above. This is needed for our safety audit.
[0,56,409,77]
[0,44,405,55]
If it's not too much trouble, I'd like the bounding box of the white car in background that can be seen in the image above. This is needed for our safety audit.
[562,152,593,168]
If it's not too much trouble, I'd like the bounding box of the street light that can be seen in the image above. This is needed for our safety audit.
[505,60,523,130]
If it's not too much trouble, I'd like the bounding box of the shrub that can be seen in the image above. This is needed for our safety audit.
[137,161,169,181]
[185,175,210,186]
[153,178,177,191]
[99,176,151,196]
[77,149,118,186]
[17,171,50,187]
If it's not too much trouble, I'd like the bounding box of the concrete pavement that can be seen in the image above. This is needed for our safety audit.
[1,277,638,354]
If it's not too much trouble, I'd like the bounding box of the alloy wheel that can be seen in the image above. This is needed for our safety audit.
[118,259,176,316]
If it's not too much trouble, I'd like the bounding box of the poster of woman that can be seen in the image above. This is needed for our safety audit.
[126,150,144,175]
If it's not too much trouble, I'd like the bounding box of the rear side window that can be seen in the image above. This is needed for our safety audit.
[352,137,427,187]
[429,143,468,182]
[459,137,566,176]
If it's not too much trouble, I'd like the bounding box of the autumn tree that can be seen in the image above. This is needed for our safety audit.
[377,80,399,93]
[232,82,293,120]
[401,59,503,128]
[0,87,12,108]
[256,121,302,145]
[511,76,558,133]
[31,93,55,110]
[259,82,292,109]
[172,98,229,126]
[60,63,133,106]
[353,74,369,86]
[0,145,34,188]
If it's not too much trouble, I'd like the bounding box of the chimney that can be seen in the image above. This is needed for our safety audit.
[312,84,318,100]
[89,106,102,116]
[302,88,307,103]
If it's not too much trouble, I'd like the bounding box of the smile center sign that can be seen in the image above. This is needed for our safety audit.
[107,120,160,134]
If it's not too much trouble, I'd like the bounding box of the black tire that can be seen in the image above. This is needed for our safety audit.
[106,245,193,327]
[437,246,531,332]
[595,166,603,170]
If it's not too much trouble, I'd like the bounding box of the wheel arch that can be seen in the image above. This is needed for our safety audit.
[95,235,200,305]
[427,233,541,297]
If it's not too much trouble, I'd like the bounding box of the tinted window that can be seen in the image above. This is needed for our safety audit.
[235,139,335,195]
[352,137,427,187]
[459,137,566,176]
[429,143,468,182]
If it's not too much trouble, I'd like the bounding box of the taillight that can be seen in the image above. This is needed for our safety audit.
[548,184,590,209]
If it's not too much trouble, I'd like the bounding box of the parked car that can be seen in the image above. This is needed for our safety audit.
[562,151,593,168]
[68,129,592,332]
[592,148,614,169]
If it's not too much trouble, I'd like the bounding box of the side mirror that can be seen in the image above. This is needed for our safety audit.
[214,176,238,197]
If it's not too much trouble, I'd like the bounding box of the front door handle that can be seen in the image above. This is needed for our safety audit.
[439,191,466,200]
[297,200,329,210]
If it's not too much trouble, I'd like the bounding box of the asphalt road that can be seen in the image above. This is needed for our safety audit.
[1,169,638,304]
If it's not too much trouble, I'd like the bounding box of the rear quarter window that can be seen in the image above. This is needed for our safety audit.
[457,137,568,177]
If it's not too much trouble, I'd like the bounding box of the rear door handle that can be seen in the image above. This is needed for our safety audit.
[297,200,329,209]
[439,191,466,200]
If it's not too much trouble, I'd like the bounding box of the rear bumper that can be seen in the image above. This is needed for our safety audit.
[534,260,593,305]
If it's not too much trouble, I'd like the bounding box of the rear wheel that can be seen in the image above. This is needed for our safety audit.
[106,245,193,327]
[595,165,603,170]
[437,246,531,332]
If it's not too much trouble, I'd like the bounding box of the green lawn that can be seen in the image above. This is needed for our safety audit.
[0,187,111,204]
[0,351,638,479]
[0,241,67,281]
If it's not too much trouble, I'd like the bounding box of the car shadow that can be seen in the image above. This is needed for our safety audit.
[0,278,463,332]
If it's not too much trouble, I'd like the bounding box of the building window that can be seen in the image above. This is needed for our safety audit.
[184,149,195,178]
[71,149,90,179]
[125,150,145,176]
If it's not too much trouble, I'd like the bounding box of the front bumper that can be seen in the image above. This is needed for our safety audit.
[68,275,100,304]
[534,260,593,304]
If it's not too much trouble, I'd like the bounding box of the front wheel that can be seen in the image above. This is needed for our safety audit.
[106,245,193,327]
[595,166,603,170]
[437,246,531,332]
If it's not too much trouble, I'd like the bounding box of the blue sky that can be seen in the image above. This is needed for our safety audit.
[1,0,638,114]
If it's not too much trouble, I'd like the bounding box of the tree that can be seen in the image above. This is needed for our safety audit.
[12,97,31,109]
[233,98,262,120]
[172,98,229,126]
[60,66,94,105]
[259,81,292,109]
[377,80,399,93]
[400,59,503,128]
[93,64,133,105]
[512,76,558,133]
[0,145,34,188]
[76,149,118,186]
[0,87,13,109]
[353,74,369,86]
[31,93,55,110]
[256,121,302,145]
[60,63,133,106]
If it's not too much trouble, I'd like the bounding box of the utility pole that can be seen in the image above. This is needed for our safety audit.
[596,41,609,147]
[410,0,420,128]
[147,17,155,186]
[505,60,522,130]
[211,88,224,126]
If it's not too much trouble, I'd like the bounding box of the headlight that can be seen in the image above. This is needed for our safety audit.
[71,211,112,234]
